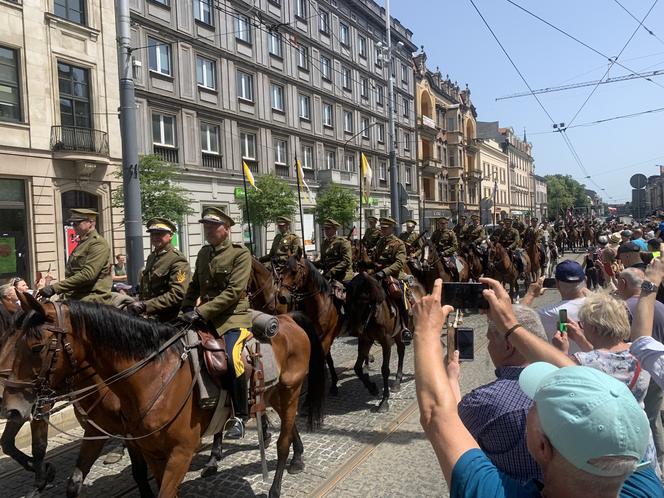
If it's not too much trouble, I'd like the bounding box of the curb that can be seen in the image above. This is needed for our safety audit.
[0,405,79,451]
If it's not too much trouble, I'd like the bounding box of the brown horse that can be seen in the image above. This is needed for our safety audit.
[278,255,343,396]
[568,227,581,253]
[351,240,372,271]
[344,272,406,413]
[524,239,541,283]
[582,225,595,248]
[249,257,288,315]
[410,237,469,293]
[4,296,326,498]
[486,242,519,300]
[459,243,484,282]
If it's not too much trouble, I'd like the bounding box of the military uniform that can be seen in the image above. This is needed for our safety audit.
[523,225,544,247]
[453,219,467,241]
[431,225,458,257]
[315,219,353,282]
[259,216,301,269]
[362,217,382,253]
[497,224,521,250]
[52,209,112,303]
[463,220,486,246]
[399,220,423,258]
[138,218,191,322]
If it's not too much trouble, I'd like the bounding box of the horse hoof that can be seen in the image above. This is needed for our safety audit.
[368,384,379,396]
[376,400,390,413]
[390,383,401,393]
[329,384,339,396]
[201,463,219,478]
[45,463,56,483]
[287,459,305,474]
[66,468,82,498]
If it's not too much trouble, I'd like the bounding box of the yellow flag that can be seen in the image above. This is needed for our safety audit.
[243,161,259,190]
[360,153,372,202]
[296,159,314,203]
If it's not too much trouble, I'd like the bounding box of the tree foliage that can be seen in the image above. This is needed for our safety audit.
[314,183,358,227]
[112,154,194,224]
[544,174,589,219]
[238,174,297,227]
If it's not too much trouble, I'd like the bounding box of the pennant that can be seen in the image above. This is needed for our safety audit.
[243,161,259,190]
[296,159,314,203]
[360,152,372,202]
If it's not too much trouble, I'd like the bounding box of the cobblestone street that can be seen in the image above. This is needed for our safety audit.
[0,271,571,497]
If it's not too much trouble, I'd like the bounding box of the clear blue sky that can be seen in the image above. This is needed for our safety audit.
[387,0,664,204]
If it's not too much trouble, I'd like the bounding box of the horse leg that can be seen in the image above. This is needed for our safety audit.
[66,434,107,498]
[127,443,155,498]
[201,431,223,477]
[353,335,379,397]
[0,418,33,472]
[391,337,406,393]
[325,352,339,396]
[269,387,300,498]
[30,419,55,492]
[155,445,195,498]
[376,340,391,413]
[287,423,304,474]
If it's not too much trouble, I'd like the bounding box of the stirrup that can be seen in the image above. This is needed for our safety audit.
[223,416,245,439]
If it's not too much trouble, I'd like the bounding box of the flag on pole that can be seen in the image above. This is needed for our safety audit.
[360,152,372,202]
[296,159,314,202]
[243,161,259,190]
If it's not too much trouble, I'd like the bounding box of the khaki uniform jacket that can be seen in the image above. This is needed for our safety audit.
[523,227,544,247]
[53,229,112,303]
[453,223,467,240]
[259,231,301,266]
[431,229,458,257]
[463,225,486,245]
[399,231,423,257]
[374,234,406,279]
[315,236,353,282]
[498,227,521,250]
[362,227,382,252]
[139,245,191,322]
[182,237,252,335]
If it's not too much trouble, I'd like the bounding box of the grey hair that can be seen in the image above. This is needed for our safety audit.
[558,280,586,295]
[489,304,547,341]
[0,284,14,298]
[619,267,645,290]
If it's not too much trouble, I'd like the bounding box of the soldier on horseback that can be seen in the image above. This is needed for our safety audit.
[431,217,459,280]
[453,215,467,241]
[495,218,523,273]
[399,219,424,259]
[180,207,253,440]
[362,215,382,256]
[372,217,412,343]
[314,219,354,283]
[258,216,301,272]
[463,214,487,271]
[523,217,546,268]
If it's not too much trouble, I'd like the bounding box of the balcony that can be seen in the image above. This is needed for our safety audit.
[419,115,437,137]
[302,168,316,181]
[275,164,290,177]
[153,145,179,164]
[421,157,443,174]
[202,152,222,169]
[317,168,358,187]
[50,125,109,159]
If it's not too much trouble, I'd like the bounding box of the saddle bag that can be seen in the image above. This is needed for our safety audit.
[385,276,402,300]
[197,329,228,380]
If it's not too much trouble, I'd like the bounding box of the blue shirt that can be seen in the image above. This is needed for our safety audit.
[451,449,664,498]
[458,366,541,484]
[633,238,648,251]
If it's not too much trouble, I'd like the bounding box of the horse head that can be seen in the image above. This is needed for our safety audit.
[250,258,280,313]
[278,252,304,305]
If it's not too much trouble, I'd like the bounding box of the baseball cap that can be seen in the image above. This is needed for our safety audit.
[554,260,585,282]
[618,242,640,254]
[519,363,649,477]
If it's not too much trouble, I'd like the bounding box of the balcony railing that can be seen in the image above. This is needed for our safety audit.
[275,164,290,177]
[302,168,316,181]
[153,145,179,164]
[202,152,222,169]
[50,125,109,156]
[420,115,437,130]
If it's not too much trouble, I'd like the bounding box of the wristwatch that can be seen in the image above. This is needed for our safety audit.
[641,280,659,294]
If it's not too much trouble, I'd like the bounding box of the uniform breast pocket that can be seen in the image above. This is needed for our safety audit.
[213,266,232,287]
[151,268,170,292]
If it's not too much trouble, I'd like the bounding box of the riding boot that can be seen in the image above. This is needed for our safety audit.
[225,372,249,440]
[398,300,412,345]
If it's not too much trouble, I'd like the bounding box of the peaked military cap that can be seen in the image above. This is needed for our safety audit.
[404,219,417,226]
[531,217,539,222]
[379,217,397,227]
[323,219,340,228]
[68,208,98,222]
[504,217,513,222]
[146,217,177,233]
[276,216,292,226]
[366,215,378,222]
[199,207,235,226]
[471,215,480,221]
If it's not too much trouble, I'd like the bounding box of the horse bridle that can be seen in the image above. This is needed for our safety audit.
[279,261,323,303]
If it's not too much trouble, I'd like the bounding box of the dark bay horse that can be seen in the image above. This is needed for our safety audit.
[4,296,325,498]
[345,272,406,413]
[278,255,343,395]
[524,239,541,283]
[409,238,469,293]
[249,258,288,315]
[486,243,519,301]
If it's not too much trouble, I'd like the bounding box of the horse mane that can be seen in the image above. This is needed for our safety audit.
[64,301,181,359]
[346,272,385,304]
[304,259,330,294]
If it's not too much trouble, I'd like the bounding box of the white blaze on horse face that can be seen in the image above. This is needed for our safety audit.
[424,246,430,260]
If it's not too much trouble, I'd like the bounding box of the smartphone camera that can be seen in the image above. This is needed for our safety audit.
[542,277,556,288]
[455,327,474,361]
[442,283,489,311]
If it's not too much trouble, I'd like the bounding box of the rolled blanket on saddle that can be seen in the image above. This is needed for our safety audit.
[251,310,279,339]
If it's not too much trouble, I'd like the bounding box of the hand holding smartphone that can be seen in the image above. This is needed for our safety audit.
[558,309,568,334]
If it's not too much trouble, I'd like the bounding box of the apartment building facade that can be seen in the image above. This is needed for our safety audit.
[534,174,547,221]
[478,137,509,224]
[128,0,418,256]
[0,0,124,285]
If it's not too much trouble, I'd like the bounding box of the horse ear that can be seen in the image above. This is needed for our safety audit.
[19,292,47,318]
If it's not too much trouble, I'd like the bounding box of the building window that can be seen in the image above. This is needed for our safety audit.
[200,123,219,154]
[58,62,91,129]
[323,102,334,127]
[148,38,171,76]
[361,117,370,139]
[449,151,456,167]
[343,110,353,133]
[358,36,367,58]
[379,161,387,180]
[268,32,282,57]
[403,132,410,151]
[375,45,383,67]
[152,0,170,5]
[297,44,309,70]
[447,115,456,131]
[270,83,284,111]
[299,94,311,120]
[194,0,213,25]
[274,138,288,165]
[235,14,252,44]
[319,10,330,34]
[340,22,350,47]
[240,132,256,159]
[0,47,21,123]
[342,67,351,90]
[152,113,175,146]
[376,85,384,106]
[377,123,385,143]
[325,149,336,170]
[402,98,409,118]
[344,154,354,172]
[302,144,314,169]
[295,0,306,18]
[54,0,86,25]
[360,77,369,99]
[320,55,332,81]
[405,165,412,185]
[401,63,409,84]
[237,70,254,101]
[196,56,216,90]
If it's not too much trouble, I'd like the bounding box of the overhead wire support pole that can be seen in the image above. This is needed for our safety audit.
[384,0,401,230]
[116,0,144,288]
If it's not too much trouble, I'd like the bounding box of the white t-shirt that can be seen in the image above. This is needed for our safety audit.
[537,297,586,354]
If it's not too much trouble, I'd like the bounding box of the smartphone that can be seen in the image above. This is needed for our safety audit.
[455,327,474,361]
[442,283,489,311]
[543,277,556,288]
[558,309,568,333]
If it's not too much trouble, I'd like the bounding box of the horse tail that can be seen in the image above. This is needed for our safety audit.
[290,311,325,431]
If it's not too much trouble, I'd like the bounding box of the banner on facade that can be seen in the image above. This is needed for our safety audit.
[0,236,16,274]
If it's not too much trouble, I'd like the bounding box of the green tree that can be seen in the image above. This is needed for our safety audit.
[238,174,297,227]
[111,154,194,224]
[545,174,589,219]
[314,183,358,229]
